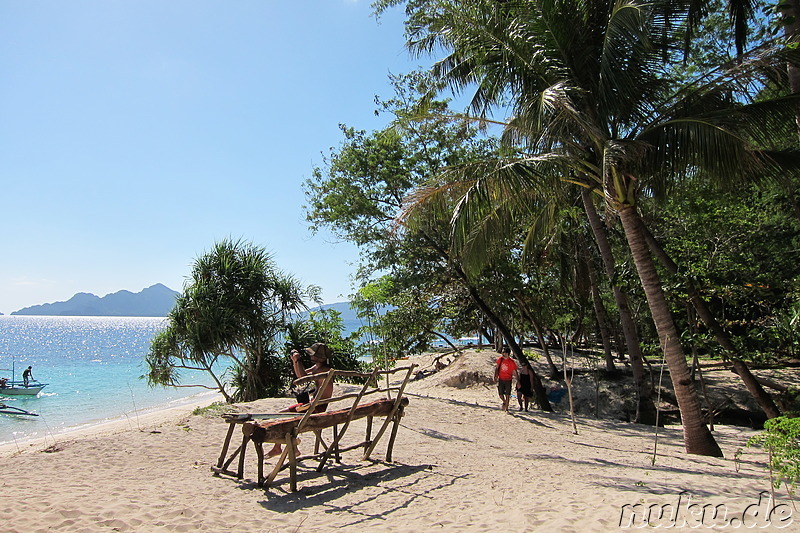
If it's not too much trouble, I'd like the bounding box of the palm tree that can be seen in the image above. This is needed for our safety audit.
[387,0,800,456]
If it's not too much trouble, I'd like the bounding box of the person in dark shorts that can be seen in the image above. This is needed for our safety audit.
[22,366,33,387]
[494,346,518,413]
[516,357,534,411]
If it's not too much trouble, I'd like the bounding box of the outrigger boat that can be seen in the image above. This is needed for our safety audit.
[0,379,47,396]
[0,360,48,397]
[0,402,38,416]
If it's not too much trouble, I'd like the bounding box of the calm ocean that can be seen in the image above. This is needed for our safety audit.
[0,316,221,446]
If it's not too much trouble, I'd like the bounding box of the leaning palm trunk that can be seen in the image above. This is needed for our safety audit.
[590,275,616,372]
[582,188,656,424]
[618,205,722,457]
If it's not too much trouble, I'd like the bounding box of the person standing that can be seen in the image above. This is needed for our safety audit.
[22,366,33,387]
[516,357,534,411]
[494,346,518,413]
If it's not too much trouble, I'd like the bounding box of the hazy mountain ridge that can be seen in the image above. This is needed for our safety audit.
[10,288,361,322]
[11,284,180,317]
[310,301,359,322]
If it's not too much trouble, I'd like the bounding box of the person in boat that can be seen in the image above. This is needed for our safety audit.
[22,366,33,387]
[267,343,333,458]
[0,377,7,389]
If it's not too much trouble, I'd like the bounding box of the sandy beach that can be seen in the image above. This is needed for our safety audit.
[1,349,794,532]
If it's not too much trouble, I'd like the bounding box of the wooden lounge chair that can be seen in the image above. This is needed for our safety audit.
[212,364,415,491]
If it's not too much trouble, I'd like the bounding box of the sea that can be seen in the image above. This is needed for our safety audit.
[0,315,222,447]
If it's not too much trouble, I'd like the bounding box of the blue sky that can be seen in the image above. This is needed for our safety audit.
[0,1,428,314]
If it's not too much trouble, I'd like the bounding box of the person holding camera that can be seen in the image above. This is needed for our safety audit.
[288,343,333,411]
[267,343,333,458]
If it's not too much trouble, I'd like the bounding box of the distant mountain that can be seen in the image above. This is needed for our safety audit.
[308,301,365,338]
[12,284,180,317]
[310,301,359,322]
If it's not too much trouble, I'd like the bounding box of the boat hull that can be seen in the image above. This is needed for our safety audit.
[1,385,46,396]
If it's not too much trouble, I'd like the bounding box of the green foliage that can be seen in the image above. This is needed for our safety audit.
[144,238,318,403]
[379,0,800,373]
[305,72,504,352]
[192,401,233,418]
[747,416,800,494]
[284,308,364,377]
[651,182,800,361]
[350,276,476,366]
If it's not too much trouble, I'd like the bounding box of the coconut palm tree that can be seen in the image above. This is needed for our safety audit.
[386,0,800,456]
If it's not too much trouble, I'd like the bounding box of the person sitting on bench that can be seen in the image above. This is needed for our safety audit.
[267,343,333,458]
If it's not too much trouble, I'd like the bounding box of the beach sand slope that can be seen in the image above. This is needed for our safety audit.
[0,350,792,532]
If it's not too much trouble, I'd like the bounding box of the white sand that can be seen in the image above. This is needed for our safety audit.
[0,349,794,532]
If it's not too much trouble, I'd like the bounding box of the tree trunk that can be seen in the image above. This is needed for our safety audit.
[417,228,553,411]
[618,205,722,457]
[534,320,560,378]
[731,360,782,419]
[515,293,560,377]
[581,236,616,371]
[640,222,782,419]
[429,329,460,352]
[582,187,655,423]
[468,285,552,411]
[641,223,735,355]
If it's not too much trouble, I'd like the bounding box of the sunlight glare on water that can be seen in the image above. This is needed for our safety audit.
[0,316,219,445]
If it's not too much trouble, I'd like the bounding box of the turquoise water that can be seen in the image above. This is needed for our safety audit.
[0,316,221,446]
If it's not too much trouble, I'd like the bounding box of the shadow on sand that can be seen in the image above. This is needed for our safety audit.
[249,460,469,528]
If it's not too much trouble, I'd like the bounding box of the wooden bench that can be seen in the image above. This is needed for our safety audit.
[212,364,415,491]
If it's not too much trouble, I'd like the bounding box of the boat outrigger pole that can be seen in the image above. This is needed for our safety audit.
[0,402,39,417]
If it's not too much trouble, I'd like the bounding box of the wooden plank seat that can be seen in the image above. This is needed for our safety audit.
[212,365,415,491]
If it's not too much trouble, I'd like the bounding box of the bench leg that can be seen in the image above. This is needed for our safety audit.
[216,422,237,468]
[385,406,404,462]
[213,443,242,476]
[314,429,321,455]
[237,433,249,479]
[332,424,341,463]
[254,440,265,486]
[288,432,298,492]
[263,444,290,488]
[364,416,373,456]
[364,405,403,460]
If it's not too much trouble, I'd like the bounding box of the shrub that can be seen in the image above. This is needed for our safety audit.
[747,416,800,495]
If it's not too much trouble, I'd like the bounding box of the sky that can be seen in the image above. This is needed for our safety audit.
[0,0,430,314]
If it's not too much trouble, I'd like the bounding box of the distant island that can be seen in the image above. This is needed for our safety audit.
[10,288,362,323]
[12,284,180,317]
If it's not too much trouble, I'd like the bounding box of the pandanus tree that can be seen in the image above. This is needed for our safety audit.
[146,239,316,402]
[380,0,800,456]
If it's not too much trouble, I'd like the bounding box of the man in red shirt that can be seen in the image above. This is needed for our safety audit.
[494,346,519,413]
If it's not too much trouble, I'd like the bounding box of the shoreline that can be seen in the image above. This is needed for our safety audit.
[0,350,794,531]
[0,389,224,455]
